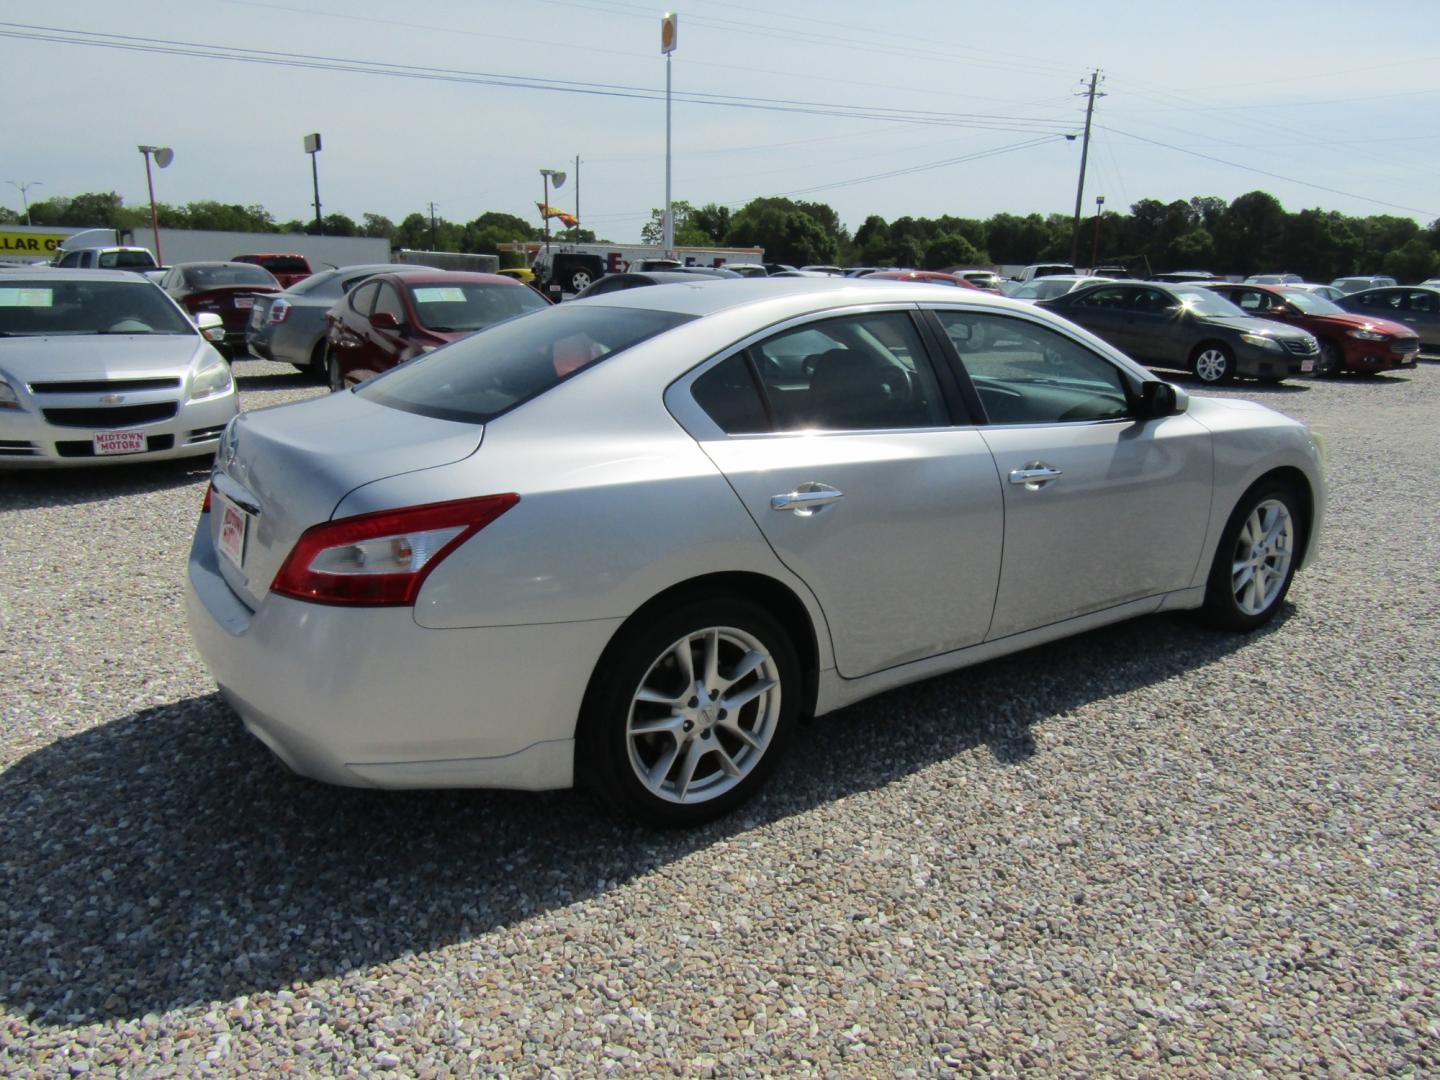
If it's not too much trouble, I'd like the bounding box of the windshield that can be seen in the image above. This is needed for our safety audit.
[406,281,548,332]
[0,280,195,337]
[1277,288,1343,315]
[1173,286,1245,317]
[183,264,278,289]
[358,304,692,424]
[1014,279,1077,300]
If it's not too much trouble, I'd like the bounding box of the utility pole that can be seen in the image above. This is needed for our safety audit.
[574,154,581,239]
[427,201,438,249]
[1069,70,1102,268]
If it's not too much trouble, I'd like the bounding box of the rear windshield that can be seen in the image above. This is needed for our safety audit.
[98,250,156,269]
[256,256,310,274]
[406,280,548,332]
[358,305,692,424]
[0,279,194,337]
[184,264,278,289]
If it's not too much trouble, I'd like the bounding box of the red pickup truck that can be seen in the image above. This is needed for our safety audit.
[231,253,314,289]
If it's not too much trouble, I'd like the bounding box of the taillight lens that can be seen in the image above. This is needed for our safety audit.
[268,299,291,324]
[202,483,213,513]
[271,494,519,606]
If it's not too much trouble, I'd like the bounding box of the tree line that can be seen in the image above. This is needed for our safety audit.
[9,189,1439,282]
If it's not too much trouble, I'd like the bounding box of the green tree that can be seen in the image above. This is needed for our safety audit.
[1383,237,1438,282]
[925,233,985,270]
[689,203,731,245]
[641,201,713,246]
[360,213,397,241]
[1215,190,1288,273]
[725,199,837,265]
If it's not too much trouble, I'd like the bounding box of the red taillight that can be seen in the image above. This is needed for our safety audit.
[202,483,213,513]
[268,299,291,324]
[271,494,519,606]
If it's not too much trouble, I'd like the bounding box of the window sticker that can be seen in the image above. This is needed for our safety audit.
[0,288,54,307]
[412,287,467,303]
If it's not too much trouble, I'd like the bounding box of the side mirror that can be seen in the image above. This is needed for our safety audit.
[1139,380,1186,418]
[369,310,402,330]
[195,311,226,343]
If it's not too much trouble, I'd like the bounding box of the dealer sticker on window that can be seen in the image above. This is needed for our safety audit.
[93,430,145,455]
[217,495,251,570]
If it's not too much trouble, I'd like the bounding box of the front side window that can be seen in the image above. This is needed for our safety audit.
[1072,286,1138,310]
[1405,291,1436,313]
[936,311,1131,425]
[748,312,948,431]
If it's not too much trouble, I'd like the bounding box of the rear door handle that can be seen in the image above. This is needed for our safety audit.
[1008,463,1063,489]
[771,483,844,515]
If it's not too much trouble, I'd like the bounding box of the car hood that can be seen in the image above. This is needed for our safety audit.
[209,389,485,610]
[0,333,208,379]
[1207,314,1313,340]
[1301,312,1413,337]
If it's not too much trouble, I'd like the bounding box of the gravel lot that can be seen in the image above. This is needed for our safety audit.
[2,355,1437,1076]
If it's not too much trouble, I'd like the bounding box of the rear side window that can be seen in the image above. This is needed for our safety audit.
[358,305,691,424]
[691,354,769,434]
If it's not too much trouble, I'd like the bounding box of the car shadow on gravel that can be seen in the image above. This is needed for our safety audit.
[0,457,210,513]
[232,366,322,392]
[0,607,1290,1025]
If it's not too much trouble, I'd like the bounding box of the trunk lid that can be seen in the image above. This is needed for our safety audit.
[208,390,484,610]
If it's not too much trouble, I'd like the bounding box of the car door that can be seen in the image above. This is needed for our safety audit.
[1398,290,1440,347]
[670,307,1005,678]
[1121,286,1188,366]
[365,281,412,375]
[1056,285,1138,354]
[330,280,379,376]
[930,308,1213,640]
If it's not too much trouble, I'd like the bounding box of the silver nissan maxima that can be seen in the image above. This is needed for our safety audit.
[187,279,1325,825]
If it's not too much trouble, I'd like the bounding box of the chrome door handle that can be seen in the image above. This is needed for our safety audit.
[1008,463,1063,489]
[771,483,844,515]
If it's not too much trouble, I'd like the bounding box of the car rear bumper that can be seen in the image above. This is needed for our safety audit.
[185,515,622,791]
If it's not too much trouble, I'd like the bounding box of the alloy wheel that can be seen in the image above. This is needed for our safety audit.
[1195,348,1231,383]
[625,626,781,805]
[1230,498,1295,616]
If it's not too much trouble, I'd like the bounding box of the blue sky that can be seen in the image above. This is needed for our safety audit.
[6,1,1438,238]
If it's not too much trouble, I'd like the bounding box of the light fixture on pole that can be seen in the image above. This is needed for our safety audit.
[137,145,173,265]
[6,180,42,226]
[661,13,678,254]
[1091,194,1105,271]
[303,133,323,236]
[540,167,566,254]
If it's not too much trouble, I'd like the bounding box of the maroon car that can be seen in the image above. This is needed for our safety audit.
[323,270,551,391]
[1204,282,1420,377]
[159,261,282,358]
[232,252,314,289]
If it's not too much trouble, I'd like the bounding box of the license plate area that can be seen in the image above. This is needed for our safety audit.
[234,296,255,309]
[94,430,146,455]
[1300,359,1314,373]
[217,493,252,570]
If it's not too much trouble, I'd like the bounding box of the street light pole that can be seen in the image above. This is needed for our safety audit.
[137,145,173,265]
[1091,195,1105,271]
[6,180,42,226]
[303,133,323,236]
[661,13,678,255]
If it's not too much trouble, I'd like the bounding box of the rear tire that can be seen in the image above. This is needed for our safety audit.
[578,596,799,827]
[309,338,329,381]
[326,344,346,393]
[1201,480,1303,631]
[569,268,594,293]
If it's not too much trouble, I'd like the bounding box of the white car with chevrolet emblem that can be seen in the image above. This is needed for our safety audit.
[0,270,237,467]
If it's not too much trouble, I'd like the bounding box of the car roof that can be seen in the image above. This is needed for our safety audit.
[1,269,161,284]
[571,276,1037,319]
[375,270,523,286]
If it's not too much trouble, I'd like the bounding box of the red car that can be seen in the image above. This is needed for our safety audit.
[232,253,314,289]
[865,270,981,289]
[1204,282,1420,377]
[159,261,282,358]
[323,270,551,391]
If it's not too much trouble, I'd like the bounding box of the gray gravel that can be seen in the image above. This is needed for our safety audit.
[2,356,1437,1077]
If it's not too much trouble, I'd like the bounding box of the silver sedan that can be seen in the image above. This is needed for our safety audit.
[187,279,1325,825]
[1,270,237,467]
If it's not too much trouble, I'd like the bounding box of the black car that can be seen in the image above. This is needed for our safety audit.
[1038,282,1318,384]
[573,270,738,299]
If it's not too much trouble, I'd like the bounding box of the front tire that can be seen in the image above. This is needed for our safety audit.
[1201,481,1302,631]
[1192,342,1235,385]
[1316,339,1345,378]
[579,597,799,827]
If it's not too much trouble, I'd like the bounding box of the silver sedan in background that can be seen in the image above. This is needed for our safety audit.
[0,270,236,466]
[188,279,1325,825]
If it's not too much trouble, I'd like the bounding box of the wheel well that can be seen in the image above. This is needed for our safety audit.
[1190,339,1231,361]
[595,573,822,719]
[1246,466,1316,563]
